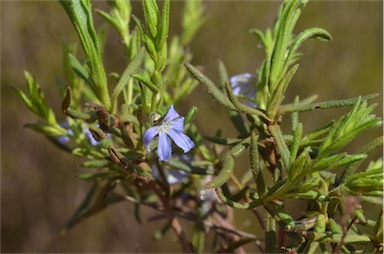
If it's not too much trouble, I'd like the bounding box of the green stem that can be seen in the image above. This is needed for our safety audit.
[265,214,277,253]
[127,79,133,106]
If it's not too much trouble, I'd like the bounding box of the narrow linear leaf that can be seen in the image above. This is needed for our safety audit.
[157,0,170,48]
[278,94,378,114]
[185,63,236,111]
[215,185,262,210]
[267,64,299,117]
[111,48,146,101]
[60,182,98,235]
[217,59,229,89]
[205,139,250,188]
[289,122,302,168]
[339,136,383,184]
[282,27,332,77]
[269,124,290,169]
[225,81,271,123]
[302,231,371,243]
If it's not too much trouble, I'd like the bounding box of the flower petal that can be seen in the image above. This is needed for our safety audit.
[151,165,188,184]
[170,117,184,132]
[57,135,70,145]
[143,126,159,151]
[165,169,188,184]
[84,129,100,146]
[167,129,194,153]
[158,132,172,161]
[151,165,161,179]
[163,105,180,122]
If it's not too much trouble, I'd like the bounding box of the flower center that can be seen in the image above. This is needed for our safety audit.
[158,119,172,134]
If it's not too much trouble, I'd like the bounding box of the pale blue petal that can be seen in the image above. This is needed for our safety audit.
[60,120,70,128]
[230,73,253,96]
[230,73,253,84]
[232,85,242,96]
[143,126,159,151]
[57,121,72,145]
[67,129,74,136]
[57,135,70,145]
[170,117,184,132]
[163,105,180,122]
[151,165,188,184]
[151,165,161,179]
[167,129,194,153]
[158,133,172,161]
[230,73,258,108]
[84,129,100,146]
[166,169,188,184]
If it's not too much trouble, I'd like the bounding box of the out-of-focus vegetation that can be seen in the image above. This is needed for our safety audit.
[1,1,382,252]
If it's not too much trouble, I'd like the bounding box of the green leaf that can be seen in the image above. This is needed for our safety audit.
[291,96,300,131]
[60,182,98,235]
[156,0,169,48]
[278,94,378,114]
[373,210,383,245]
[215,185,262,209]
[269,124,290,169]
[311,153,345,172]
[185,63,236,111]
[76,172,117,181]
[225,81,272,122]
[153,223,171,240]
[329,153,366,169]
[181,0,205,45]
[249,28,267,49]
[267,64,299,117]
[165,158,214,175]
[265,201,295,230]
[96,9,119,33]
[280,27,332,81]
[340,136,383,184]
[14,71,57,124]
[12,85,34,112]
[184,106,198,125]
[131,72,159,93]
[142,0,159,38]
[228,111,249,136]
[60,0,111,109]
[24,123,67,136]
[192,224,205,253]
[303,231,371,243]
[82,159,110,168]
[289,122,302,168]
[111,48,146,102]
[250,133,267,197]
[203,136,243,146]
[290,147,311,180]
[360,196,383,206]
[269,0,302,88]
[205,139,250,189]
[265,215,277,253]
[217,59,229,89]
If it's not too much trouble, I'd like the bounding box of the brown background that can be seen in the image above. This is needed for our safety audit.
[2,0,382,253]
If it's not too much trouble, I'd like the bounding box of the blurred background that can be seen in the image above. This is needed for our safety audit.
[1,0,382,253]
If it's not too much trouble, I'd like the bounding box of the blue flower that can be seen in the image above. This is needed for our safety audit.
[151,154,192,184]
[58,120,110,146]
[57,121,73,145]
[151,166,189,185]
[230,73,257,107]
[143,105,195,161]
